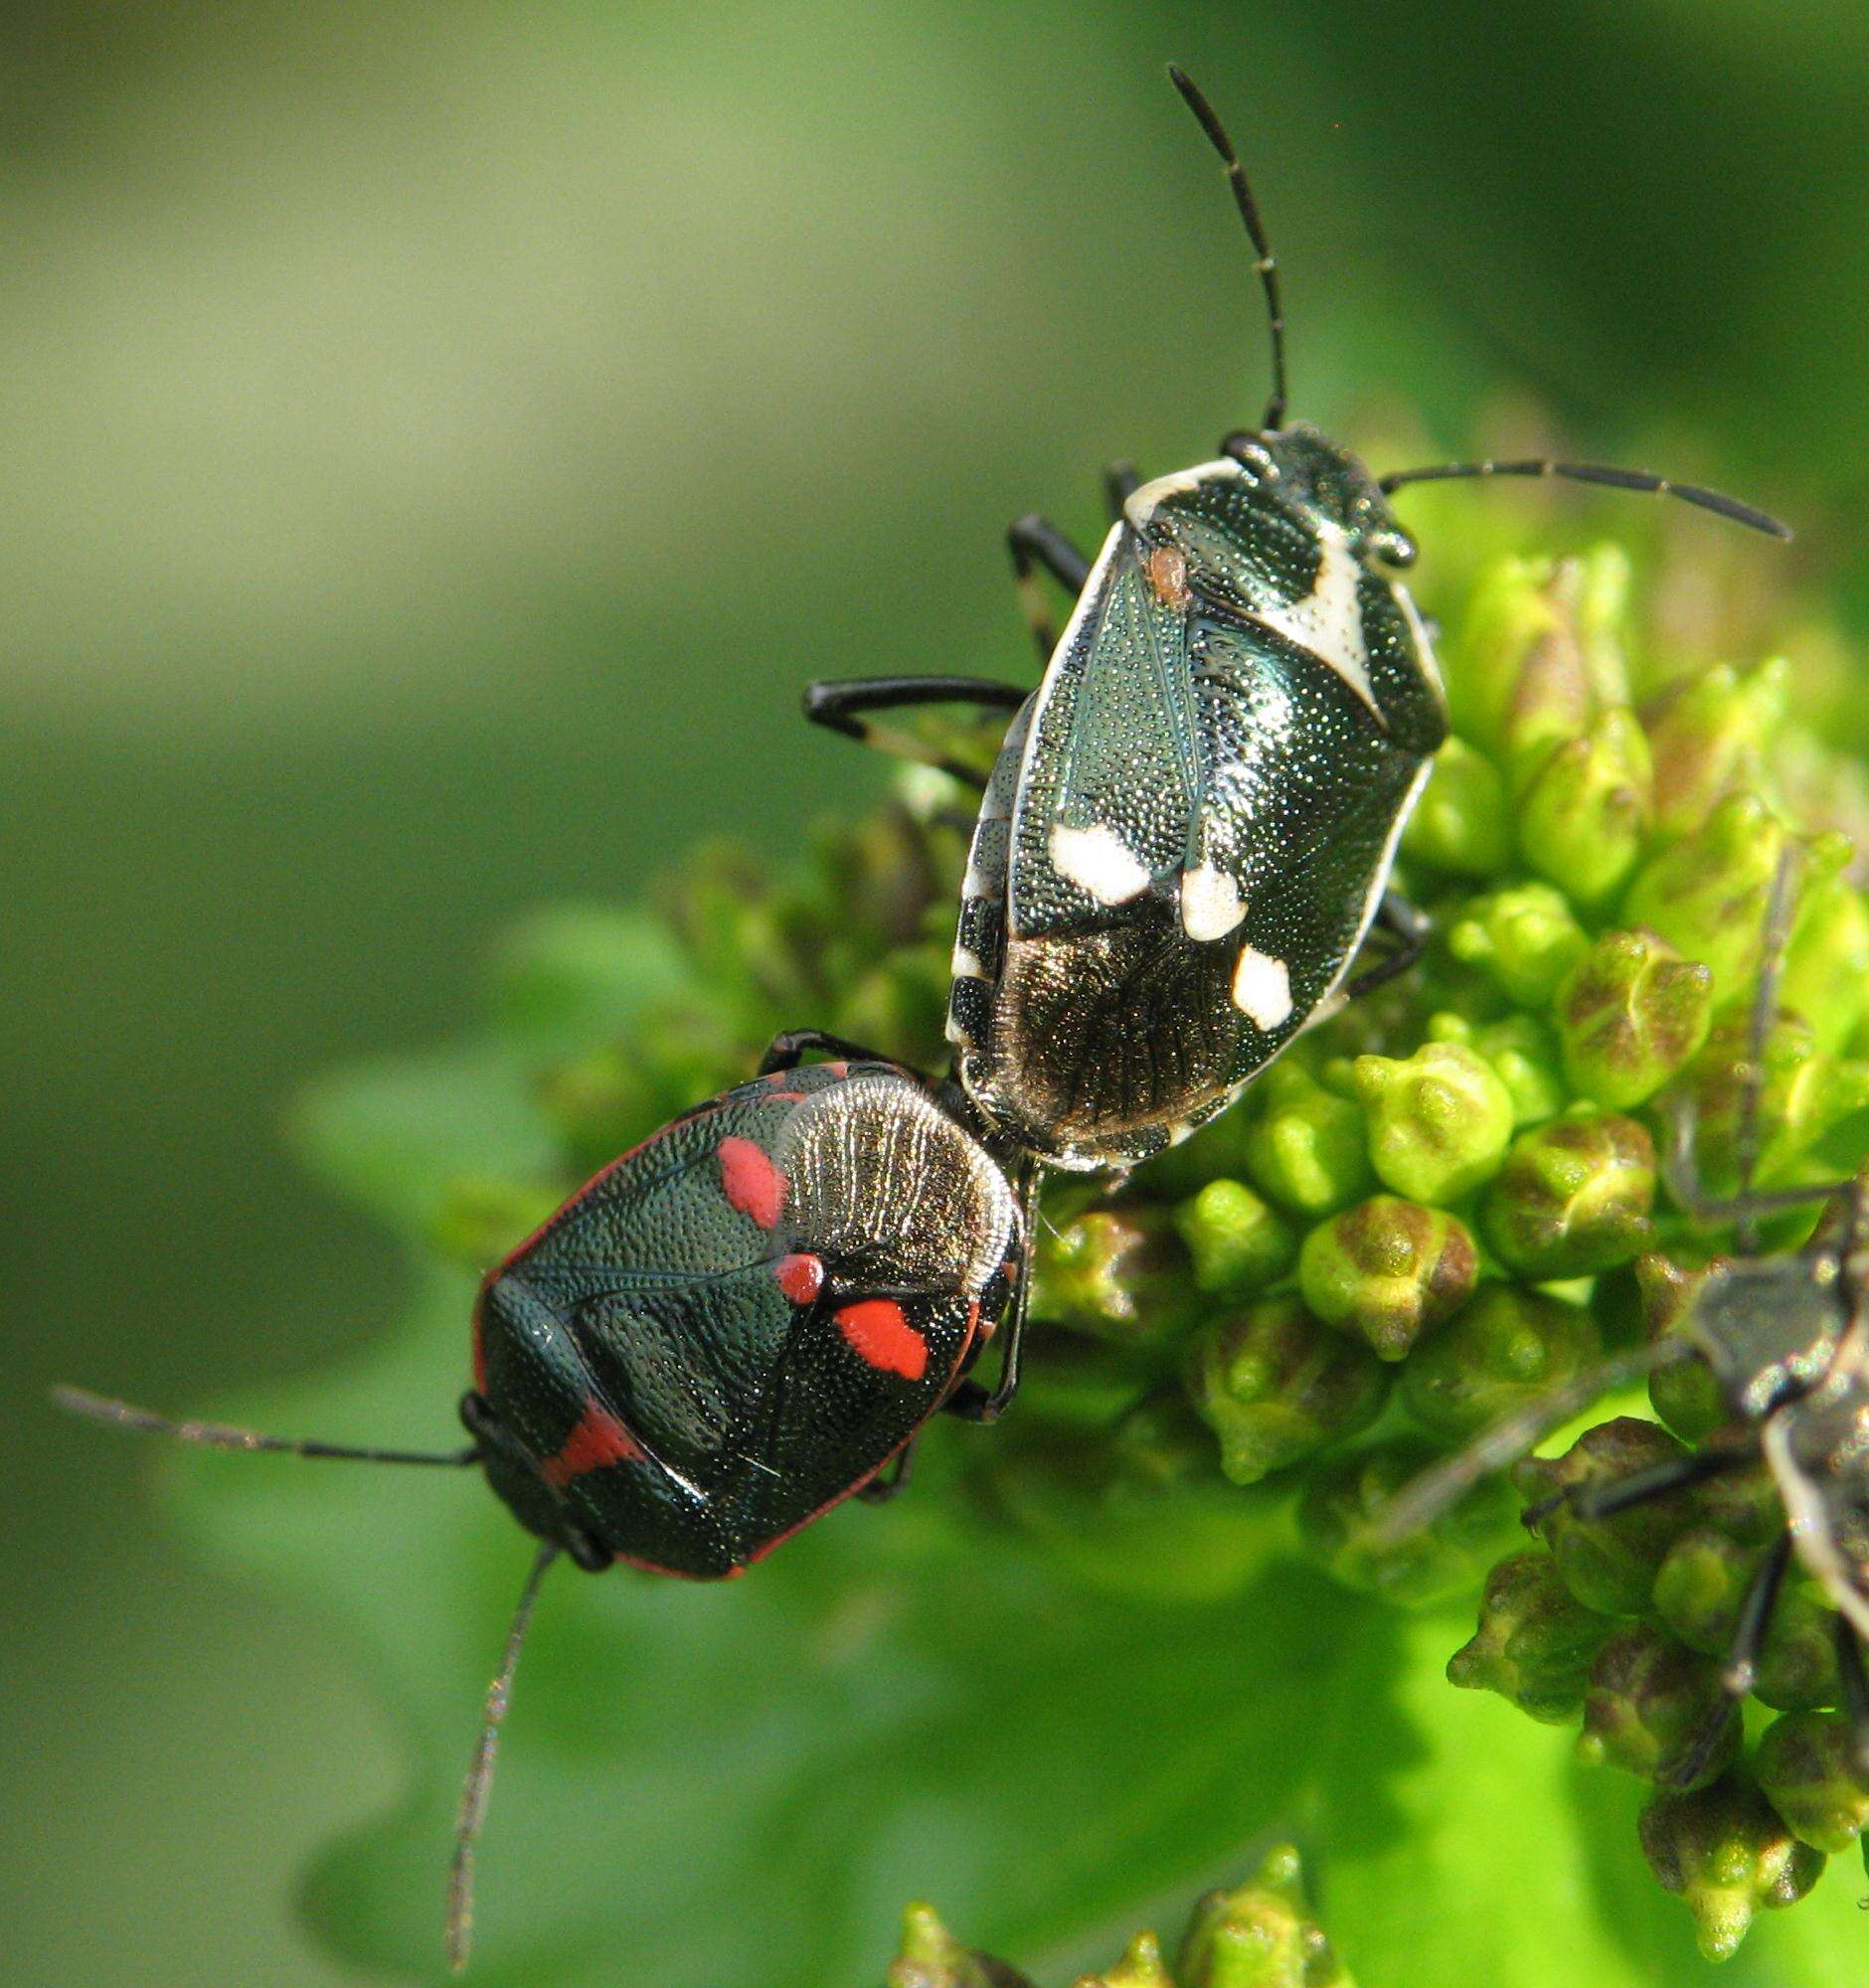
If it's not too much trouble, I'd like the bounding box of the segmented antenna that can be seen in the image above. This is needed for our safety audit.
[1167,64,1288,432]
[1369,1337,1691,1547]
[1377,457,1791,541]
[446,1541,559,1973]
[52,1385,479,1467]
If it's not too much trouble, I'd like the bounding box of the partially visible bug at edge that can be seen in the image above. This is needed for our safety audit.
[1381,845,1869,1786]
[806,66,1788,1173]
[54,63,1792,1974]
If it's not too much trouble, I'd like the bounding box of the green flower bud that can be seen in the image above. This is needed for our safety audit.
[1638,1772,1825,1961]
[1467,1014,1569,1126]
[1644,656,1790,841]
[1516,706,1652,910]
[1754,1711,1869,1853]
[1634,1255,1727,1443]
[1401,1286,1601,1441]
[1651,1527,1762,1657]
[1297,1436,1516,1608]
[889,1903,1037,1988]
[1352,1043,1515,1204]
[1185,1296,1389,1487]
[1072,1931,1175,1988]
[427,1175,569,1270]
[1578,1623,1739,1787]
[1780,860,1869,1055]
[1036,1203,1199,1346]
[1177,1844,1354,1988]
[1517,1417,1698,1615]
[1555,929,1714,1110]
[1446,1549,1617,1722]
[1670,1010,1869,1205]
[1297,1196,1478,1361]
[1446,882,1592,1009]
[1455,548,1630,770]
[1753,1586,1845,1713]
[1620,792,1787,995]
[1480,1111,1655,1278]
[1174,1179,1298,1297]
[1401,736,1512,877]
[1242,1064,1376,1217]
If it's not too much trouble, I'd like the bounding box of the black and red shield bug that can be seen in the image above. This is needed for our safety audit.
[57,1030,1027,1969]
[805,67,1789,1172]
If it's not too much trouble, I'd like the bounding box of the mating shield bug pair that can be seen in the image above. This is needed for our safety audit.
[61,65,1791,1968]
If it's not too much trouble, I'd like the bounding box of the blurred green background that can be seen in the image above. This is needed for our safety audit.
[5,2,1866,1981]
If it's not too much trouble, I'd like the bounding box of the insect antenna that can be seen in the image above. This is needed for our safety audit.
[1377,457,1791,541]
[446,1540,559,1973]
[1370,1337,1693,1547]
[1167,64,1289,431]
[52,1385,480,1467]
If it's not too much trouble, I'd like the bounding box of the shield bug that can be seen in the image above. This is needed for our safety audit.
[1380,848,1869,1783]
[805,67,1789,1171]
[57,1032,1026,1968]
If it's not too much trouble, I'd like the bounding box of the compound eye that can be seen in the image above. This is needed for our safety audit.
[1377,529,1418,570]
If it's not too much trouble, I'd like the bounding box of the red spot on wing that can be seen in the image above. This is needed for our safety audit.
[836,1299,928,1381]
[542,1400,643,1489]
[774,1252,825,1304]
[718,1135,785,1229]
[822,1060,851,1078]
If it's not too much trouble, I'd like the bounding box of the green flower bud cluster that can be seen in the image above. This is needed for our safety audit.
[412,540,1869,1953]
[887,1847,1351,1988]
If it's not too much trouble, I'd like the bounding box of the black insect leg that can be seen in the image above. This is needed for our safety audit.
[758,1029,894,1077]
[942,1161,1042,1424]
[1833,1613,1869,1774]
[1007,515,1091,662]
[1104,460,1141,518]
[802,675,1029,785]
[1343,890,1433,1002]
[1521,1441,1748,1533]
[1660,1532,1793,1789]
[855,1437,919,1504]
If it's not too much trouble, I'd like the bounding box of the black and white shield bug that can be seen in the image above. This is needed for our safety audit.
[1382,850,1869,1783]
[56,1030,1025,1967]
[806,67,1789,1172]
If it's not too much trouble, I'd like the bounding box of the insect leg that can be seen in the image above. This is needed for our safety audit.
[1007,515,1091,662]
[942,1160,1042,1424]
[855,1435,919,1504]
[1104,461,1141,518]
[1564,1443,1752,1522]
[757,1029,895,1076]
[1657,1532,1792,1789]
[53,1384,479,1467]
[1343,890,1433,1002]
[802,675,1029,785]
[1832,1612,1869,1774]
[446,1540,559,1972]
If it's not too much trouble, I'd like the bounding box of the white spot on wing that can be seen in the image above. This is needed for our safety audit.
[1048,822,1152,906]
[1231,946,1292,1031]
[1254,519,1380,718]
[1180,863,1245,941]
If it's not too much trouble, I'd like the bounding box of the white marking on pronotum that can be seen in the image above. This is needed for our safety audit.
[1231,946,1292,1031]
[1049,822,1152,906]
[1396,580,1445,698]
[950,942,987,980]
[1253,519,1380,719]
[1123,457,1244,527]
[1179,862,1245,941]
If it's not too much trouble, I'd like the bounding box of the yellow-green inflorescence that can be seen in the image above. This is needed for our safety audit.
[886,1847,1352,1988]
[433,538,1869,1960]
